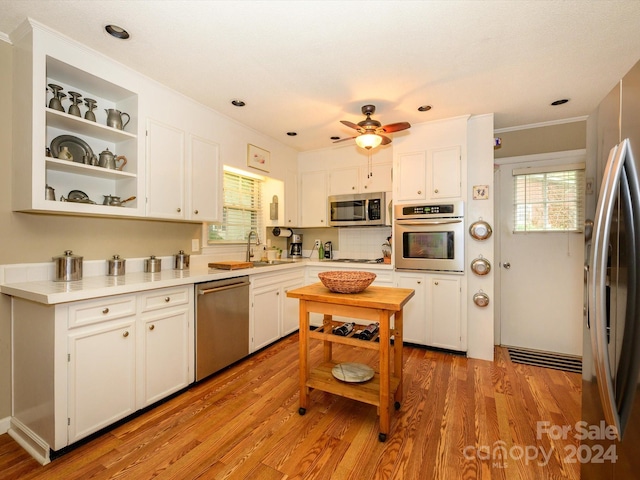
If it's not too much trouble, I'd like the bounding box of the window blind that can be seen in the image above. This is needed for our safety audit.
[513,166,585,233]
[209,171,263,243]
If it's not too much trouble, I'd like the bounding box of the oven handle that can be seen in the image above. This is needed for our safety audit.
[395,218,463,226]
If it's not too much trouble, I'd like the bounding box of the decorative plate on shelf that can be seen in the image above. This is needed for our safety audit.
[50,135,94,164]
[331,363,375,383]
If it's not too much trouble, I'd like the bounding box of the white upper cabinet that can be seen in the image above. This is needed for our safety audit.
[393,116,469,205]
[284,170,298,226]
[329,163,392,195]
[329,166,360,195]
[299,170,328,227]
[361,163,392,193]
[395,151,427,203]
[429,146,461,199]
[146,119,185,220]
[145,123,222,222]
[395,146,461,203]
[188,135,222,223]
[12,22,144,217]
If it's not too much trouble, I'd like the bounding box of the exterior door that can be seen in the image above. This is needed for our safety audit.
[497,155,585,355]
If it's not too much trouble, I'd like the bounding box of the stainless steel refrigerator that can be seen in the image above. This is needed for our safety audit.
[584,59,640,479]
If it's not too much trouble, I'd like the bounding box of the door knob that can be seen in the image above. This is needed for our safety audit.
[503,262,511,269]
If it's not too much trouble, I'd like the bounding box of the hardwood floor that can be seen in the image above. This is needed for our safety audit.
[0,334,581,479]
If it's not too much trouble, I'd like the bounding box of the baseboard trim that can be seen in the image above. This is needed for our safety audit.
[0,415,10,434]
[8,418,51,465]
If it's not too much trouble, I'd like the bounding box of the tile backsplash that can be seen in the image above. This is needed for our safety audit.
[337,226,392,260]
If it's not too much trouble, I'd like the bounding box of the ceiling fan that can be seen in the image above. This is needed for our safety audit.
[334,104,411,150]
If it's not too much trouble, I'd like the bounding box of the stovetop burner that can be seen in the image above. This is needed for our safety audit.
[325,258,384,264]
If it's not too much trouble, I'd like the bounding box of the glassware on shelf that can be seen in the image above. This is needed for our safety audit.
[84,98,97,122]
[48,83,65,112]
[68,91,82,117]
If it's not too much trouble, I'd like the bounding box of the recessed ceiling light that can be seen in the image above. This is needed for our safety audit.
[287,132,297,136]
[418,105,432,112]
[551,99,569,106]
[330,136,340,141]
[105,25,130,40]
[231,99,246,107]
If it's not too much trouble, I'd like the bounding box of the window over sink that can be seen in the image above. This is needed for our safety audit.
[208,167,264,244]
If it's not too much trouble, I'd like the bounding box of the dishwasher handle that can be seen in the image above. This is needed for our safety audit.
[198,281,248,295]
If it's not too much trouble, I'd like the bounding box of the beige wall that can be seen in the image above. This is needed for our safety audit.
[494,120,587,158]
[0,41,201,420]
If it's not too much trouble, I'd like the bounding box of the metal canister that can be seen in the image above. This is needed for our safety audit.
[144,255,162,273]
[107,254,126,276]
[174,250,190,270]
[53,250,83,282]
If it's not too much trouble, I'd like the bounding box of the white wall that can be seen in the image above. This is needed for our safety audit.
[466,114,495,361]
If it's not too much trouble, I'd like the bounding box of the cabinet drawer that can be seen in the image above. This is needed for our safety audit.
[68,295,137,329]
[139,286,191,313]
[252,271,304,289]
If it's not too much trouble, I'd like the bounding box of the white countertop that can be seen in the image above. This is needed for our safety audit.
[0,259,392,305]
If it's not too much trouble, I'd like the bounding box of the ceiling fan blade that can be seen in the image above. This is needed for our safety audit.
[340,120,361,131]
[380,135,392,145]
[380,122,411,133]
[333,136,356,143]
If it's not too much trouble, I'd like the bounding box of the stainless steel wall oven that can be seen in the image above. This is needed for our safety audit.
[394,201,464,273]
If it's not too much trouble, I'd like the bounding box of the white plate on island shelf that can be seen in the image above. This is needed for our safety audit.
[331,362,375,383]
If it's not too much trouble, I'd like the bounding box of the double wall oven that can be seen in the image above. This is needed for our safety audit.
[394,201,465,274]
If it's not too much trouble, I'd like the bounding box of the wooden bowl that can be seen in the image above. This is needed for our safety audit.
[318,271,376,293]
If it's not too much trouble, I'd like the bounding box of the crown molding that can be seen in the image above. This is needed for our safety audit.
[494,116,588,134]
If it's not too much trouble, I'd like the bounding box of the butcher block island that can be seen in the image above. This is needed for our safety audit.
[286,282,414,442]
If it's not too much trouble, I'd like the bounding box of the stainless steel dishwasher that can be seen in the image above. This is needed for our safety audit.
[195,276,250,381]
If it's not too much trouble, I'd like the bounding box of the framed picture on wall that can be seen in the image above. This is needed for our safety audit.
[247,144,270,172]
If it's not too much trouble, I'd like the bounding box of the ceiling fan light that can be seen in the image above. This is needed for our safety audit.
[355,133,383,150]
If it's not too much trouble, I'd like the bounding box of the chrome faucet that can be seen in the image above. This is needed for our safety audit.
[246,230,260,262]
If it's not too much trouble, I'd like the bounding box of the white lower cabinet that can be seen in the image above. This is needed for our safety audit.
[429,276,463,351]
[282,277,305,335]
[67,318,137,444]
[10,285,193,460]
[251,269,305,352]
[395,272,428,345]
[138,287,193,407]
[251,283,281,351]
[395,272,464,351]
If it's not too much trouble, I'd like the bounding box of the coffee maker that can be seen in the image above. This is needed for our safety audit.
[289,234,303,258]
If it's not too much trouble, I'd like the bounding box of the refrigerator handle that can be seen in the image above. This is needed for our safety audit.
[613,143,640,438]
[590,141,623,437]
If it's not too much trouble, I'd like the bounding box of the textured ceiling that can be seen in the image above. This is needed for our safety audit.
[2,0,640,152]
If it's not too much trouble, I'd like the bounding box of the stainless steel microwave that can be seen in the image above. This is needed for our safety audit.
[328,192,387,227]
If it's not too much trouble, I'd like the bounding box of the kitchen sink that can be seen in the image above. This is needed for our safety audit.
[252,260,296,267]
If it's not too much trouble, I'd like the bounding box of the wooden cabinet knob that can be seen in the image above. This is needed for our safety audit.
[122,331,129,338]
[434,189,439,194]
[434,281,439,286]
[149,324,155,331]
[177,207,181,213]
[165,297,170,302]
[417,190,422,195]
[102,308,109,314]
[194,209,199,215]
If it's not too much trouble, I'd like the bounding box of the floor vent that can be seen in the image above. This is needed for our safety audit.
[505,346,582,373]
